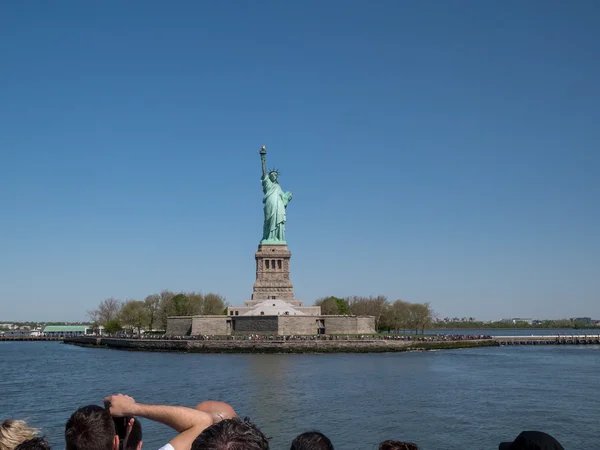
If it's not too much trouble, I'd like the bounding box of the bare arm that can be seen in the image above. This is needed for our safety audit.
[105,394,212,450]
[194,401,236,423]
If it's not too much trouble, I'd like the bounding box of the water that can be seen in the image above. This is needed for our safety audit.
[1,342,599,449]
[426,328,600,336]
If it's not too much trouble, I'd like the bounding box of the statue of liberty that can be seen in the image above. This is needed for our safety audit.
[259,146,292,244]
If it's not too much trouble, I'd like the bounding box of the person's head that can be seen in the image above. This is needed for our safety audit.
[0,420,39,450]
[113,418,142,450]
[290,432,333,450]
[268,171,278,183]
[191,418,268,450]
[65,405,117,450]
[499,431,564,450]
[379,441,419,450]
[14,438,51,450]
[194,401,236,424]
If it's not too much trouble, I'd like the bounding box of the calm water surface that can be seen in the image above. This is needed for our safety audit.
[427,328,600,336]
[1,342,598,449]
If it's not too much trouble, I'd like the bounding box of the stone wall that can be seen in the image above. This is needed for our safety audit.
[167,314,376,336]
[166,317,193,336]
[355,316,376,334]
[191,316,231,336]
[63,336,498,353]
[323,316,376,334]
[232,316,278,335]
[277,316,321,335]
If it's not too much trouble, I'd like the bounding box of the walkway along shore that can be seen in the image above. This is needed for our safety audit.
[6,334,600,351]
[61,335,600,353]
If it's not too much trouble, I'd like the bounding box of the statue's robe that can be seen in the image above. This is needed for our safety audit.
[262,175,286,242]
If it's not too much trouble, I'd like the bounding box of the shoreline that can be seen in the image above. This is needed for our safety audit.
[63,336,498,353]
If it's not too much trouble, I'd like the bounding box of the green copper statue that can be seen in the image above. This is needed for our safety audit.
[260,145,292,244]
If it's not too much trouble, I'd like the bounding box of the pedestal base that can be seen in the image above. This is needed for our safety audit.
[251,244,295,302]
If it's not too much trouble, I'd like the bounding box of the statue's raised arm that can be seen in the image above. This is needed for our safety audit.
[260,146,267,179]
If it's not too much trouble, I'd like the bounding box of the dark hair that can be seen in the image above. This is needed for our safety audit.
[65,405,116,450]
[113,418,142,450]
[14,438,51,450]
[379,441,419,450]
[290,432,333,450]
[191,418,269,450]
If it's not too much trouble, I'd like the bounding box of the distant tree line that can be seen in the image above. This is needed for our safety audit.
[314,296,434,334]
[88,290,228,334]
[433,317,598,329]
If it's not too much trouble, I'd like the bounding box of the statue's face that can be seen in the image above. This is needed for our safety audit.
[269,172,278,182]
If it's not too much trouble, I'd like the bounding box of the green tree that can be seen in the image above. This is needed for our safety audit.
[336,297,350,315]
[104,319,123,334]
[171,294,190,316]
[410,302,433,334]
[144,294,161,331]
[314,296,351,315]
[203,293,228,315]
[157,290,176,329]
[377,303,395,332]
[119,300,149,334]
[187,292,205,315]
[314,297,342,315]
[389,299,411,332]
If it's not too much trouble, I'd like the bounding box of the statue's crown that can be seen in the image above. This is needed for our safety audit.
[269,168,280,176]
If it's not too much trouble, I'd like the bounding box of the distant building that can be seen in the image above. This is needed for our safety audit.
[501,318,534,325]
[3,330,31,336]
[43,325,89,336]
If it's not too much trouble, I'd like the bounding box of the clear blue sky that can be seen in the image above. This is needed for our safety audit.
[1,1,598,322]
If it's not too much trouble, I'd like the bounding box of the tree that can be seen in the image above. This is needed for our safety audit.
[203,293,228,315]
[144,294,160,331]
[88,297,122,326]
[408,302,433,334]
[157,290,175,329]
[104,319,123,334]
[314,296,346,315]
[119,300,149,334]
[171,294,190,316]
[336,297,350,315]
[377,303,395,332]
[187,292,205,315]
[389,300,411,332]
[347,295,389,331]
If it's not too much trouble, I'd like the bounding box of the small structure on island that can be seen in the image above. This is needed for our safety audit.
[43,325,90,337]
[167,146,375,336]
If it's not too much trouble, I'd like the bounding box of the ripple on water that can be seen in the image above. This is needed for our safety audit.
[1,343,600,449]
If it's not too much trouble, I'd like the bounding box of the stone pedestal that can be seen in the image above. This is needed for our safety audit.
[251,244,295,301]
[227,243,322,317]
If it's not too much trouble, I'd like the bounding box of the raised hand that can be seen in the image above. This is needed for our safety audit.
[104,394,137,417]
